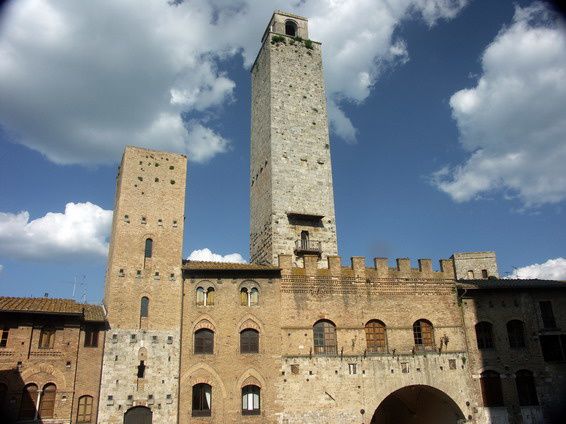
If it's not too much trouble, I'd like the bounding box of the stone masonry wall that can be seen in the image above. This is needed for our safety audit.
[98,329,180,424]
[250,12,338,267]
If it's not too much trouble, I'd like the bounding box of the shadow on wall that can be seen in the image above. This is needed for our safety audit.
[0,367,29,423]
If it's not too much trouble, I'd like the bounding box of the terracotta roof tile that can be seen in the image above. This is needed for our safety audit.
[0,297,105,322]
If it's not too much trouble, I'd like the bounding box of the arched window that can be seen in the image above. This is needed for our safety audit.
[516,370,539,406]
[144,238,153,258]
[140,297,149,318]
[300,230,309,250]
[413,319,434,351]
[196,287,205,306]
[77,395,94,423]
[206,287,215,306]
[240,329,259,353]
[38,383,56,419]
[19,383,38,420]
[507,320,525,348]
[480,371,504,407]
[313,320,337,355]
[250,288,259,306]
[365,320,387,353]
[285,20,297,37]
[481,269,489,278]
[240,288,249,306]
[242,385,260,415]
[475,322,495,349]
[467,270,475,279]
[192,383,211,417]
[194,329,214,354]
[39,326,55,349]
[196,286,214,306]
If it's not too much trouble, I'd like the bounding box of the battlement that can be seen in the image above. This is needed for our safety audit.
[278,254,455,280]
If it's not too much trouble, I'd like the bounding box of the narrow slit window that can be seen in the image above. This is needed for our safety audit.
[144,238,153,258]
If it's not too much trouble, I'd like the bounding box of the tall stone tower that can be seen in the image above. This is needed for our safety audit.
[99,146,186,423]
[250,11,338,266]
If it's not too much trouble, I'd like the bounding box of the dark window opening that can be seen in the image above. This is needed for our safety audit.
[475,322,495,350]
[242,385,260,415]
[480,371,504,407]
[84,328,99,348]
[194,329,214,354]
[192,383,211,417]
[516,370,539,406]
[240,329,259,353]
[413,320,435,351]
[285,20,297,37]
[137,361,146,378]
[539,301,557,328]
[0,327,8,348]
[19,384,38,420]
[313,320,337,355]
[481,269,488,278]
[140,297,149,318]
[300,231,309,249]
[507,320,525,348]
[144,238,153,258]
[540,335,566,362]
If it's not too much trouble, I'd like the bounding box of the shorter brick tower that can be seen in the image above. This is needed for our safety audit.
[99,146,187,423]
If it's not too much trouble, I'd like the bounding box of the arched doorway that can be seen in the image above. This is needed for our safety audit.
[124,406,152,424]
[371,385,465,424]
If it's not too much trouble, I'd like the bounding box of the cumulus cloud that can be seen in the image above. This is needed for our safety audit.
[433,3,566,206]
[0,203,112,261]
[507,258,566,280]
[0,0,467,164]
[187,248,246,264]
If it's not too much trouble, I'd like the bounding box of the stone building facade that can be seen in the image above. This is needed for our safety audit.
[1,9,566,424]
[0,297,105,423]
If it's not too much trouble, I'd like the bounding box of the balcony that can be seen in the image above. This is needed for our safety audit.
[295,239,322,256]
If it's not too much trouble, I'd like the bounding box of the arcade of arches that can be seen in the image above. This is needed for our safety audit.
[370,385,466,424]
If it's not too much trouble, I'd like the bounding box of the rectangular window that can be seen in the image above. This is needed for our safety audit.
[0,328,8,348]
[539,301,557,328]
[540,335,566,362]
[84,328,99,348]
[348,364,357,375]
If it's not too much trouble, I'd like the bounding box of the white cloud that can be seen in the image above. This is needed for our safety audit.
[0,203,112,261]
[187,248,246,264]
[0,264,3,273]
[0,0,467,164]
[433,3,566,207]
[507,258,566,280]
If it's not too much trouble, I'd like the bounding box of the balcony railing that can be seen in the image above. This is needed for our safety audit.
[295,239,322,255]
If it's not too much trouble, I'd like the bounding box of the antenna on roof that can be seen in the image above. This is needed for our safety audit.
[44,292,49,298]
[81,275,87,304]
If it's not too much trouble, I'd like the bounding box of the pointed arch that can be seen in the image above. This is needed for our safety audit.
[181,363,227,399]
[235,368,267,392]
[238,315,263,333]
[193,316,217,332]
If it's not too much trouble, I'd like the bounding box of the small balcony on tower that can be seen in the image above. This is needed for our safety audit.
[294,231,321,256]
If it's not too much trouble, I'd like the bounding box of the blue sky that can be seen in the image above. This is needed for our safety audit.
[0,0,565,302]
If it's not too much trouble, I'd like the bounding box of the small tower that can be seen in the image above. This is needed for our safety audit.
[99,146,187,423]
[250,11,338,266]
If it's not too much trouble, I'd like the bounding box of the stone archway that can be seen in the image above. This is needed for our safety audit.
[124,406,152,424]
[371,385,465,424]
